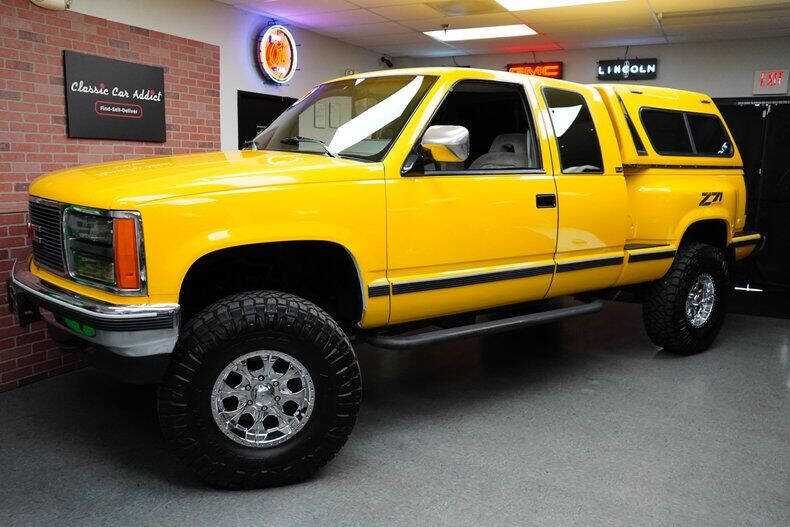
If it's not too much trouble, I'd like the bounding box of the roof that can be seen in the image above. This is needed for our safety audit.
[335,68,715,101]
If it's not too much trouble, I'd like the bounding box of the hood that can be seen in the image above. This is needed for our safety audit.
[29,150,380,209]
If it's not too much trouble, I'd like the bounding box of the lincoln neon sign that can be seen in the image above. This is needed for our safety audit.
[507,61,563,79]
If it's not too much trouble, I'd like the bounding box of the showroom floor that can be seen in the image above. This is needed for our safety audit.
[1,301,788,526]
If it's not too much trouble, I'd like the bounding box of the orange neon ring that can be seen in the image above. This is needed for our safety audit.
[257,25,297,84]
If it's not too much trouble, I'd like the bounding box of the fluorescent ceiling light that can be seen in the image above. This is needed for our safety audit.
[424,24,537,42]
[496,0,624,10]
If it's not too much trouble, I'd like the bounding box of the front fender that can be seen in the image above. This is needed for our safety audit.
[138,180,387,300]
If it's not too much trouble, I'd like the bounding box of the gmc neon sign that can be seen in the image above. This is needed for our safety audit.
[507,61,563,79]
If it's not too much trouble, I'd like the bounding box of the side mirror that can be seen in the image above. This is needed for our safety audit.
[420,125,470,163]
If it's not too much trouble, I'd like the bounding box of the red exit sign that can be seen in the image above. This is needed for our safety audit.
[507,61,563,79]
[759,69,784,87]
[753,69,789,95]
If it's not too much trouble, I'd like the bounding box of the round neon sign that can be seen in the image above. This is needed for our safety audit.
[256,25,297,84]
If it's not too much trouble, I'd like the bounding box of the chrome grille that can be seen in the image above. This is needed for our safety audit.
[29,199,65,273]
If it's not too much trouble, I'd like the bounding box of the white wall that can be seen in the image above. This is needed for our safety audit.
[70,0,382,150]
[397,37,790,98]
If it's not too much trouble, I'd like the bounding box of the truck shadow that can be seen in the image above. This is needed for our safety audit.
[354,300,656,418]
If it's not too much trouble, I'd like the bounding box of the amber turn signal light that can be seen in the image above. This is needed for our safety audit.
[113,217,140,290]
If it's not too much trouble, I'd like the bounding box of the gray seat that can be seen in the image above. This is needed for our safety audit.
[469,133,533,170]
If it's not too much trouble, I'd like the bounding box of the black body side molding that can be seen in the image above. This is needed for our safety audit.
[368,284,390,297]
[628,249,676,262]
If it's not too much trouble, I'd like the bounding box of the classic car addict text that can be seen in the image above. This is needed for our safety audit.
[70,80,163,102]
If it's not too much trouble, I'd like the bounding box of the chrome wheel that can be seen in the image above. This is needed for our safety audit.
[211,350,315,448]
[685,273,715,328]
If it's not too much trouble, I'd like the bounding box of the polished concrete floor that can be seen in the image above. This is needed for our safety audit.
[1,301,788,526]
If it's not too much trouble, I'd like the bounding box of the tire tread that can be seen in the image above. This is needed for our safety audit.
[643,242,728,355]
[157,290,361,489]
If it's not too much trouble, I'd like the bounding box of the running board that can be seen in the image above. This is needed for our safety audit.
[364,300,603,350]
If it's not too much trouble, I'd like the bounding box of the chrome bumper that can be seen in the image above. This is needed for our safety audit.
[8,259,180,358]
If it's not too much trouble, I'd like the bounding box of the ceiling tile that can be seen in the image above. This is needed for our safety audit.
[666,27,790,43]
[287,9,388,28]
[508,0,647,23]
[520,9,655,33]
[370,4,446,20]
[319,21,415,37]
[346,0,427,7]
[548,25,663,40]
[426,0,507,16]
[245,0,360,18]
[662,19,790,37]
[649,0,790,12]
[553,36,666,49]
[346,32,436,49]
[400,11,522,31]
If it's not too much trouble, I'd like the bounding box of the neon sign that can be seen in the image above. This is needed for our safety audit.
[257,25,297,84]
[507,61,563,79]
[597,59,657,81]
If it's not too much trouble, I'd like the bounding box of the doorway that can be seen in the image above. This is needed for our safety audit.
[237,90,296,149]
[716,97,790,317]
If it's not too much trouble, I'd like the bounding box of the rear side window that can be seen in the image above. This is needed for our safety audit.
[687,114,733,156]
[543,87,603,173]
[640,108,733,157]
[640,109,692,155]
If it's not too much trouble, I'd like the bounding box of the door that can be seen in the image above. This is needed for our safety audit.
[385,79,558,325]
[534,80,628,298]
[717,99,790,291]
[237,90,296,148]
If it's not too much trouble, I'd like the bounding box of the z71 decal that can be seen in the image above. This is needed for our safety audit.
[699,192,723,206]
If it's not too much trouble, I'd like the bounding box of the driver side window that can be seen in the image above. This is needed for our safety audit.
[424,81,540,173]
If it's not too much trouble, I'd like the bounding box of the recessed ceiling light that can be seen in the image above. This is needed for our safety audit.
[424,24,537,41]
[496,0,624,10]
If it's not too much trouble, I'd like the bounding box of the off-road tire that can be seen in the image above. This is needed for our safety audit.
[157,291,361,489]
[643,243,729,355]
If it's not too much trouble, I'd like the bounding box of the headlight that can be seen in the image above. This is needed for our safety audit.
[65,212,113,244]
[63,207,144,294]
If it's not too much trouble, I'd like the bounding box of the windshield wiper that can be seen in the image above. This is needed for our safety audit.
[280,136,339,158]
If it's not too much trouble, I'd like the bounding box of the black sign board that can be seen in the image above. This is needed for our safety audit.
[597,58,658,81]
[64,51,166,142]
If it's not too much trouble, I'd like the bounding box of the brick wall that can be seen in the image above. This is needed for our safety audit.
[0,0,221,391]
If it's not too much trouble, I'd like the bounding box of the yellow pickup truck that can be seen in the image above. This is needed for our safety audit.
[8,67,762,488]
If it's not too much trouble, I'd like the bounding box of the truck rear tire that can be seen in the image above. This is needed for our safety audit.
[157,291,361,489]
[643,243,729,355]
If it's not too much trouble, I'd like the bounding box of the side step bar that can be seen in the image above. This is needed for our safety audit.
[364,300,603,350]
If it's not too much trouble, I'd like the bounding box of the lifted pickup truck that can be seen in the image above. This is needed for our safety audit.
[9,67,761,489]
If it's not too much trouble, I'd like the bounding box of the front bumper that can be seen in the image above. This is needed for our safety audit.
[8,258,180,382]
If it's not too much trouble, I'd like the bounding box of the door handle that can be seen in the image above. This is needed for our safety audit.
[536,194,557,208]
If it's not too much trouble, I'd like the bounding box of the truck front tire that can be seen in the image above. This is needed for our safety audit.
[157,291,361,489]
[643,243,729,355]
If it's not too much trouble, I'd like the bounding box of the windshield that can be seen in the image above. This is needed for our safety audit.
[253,75,437,162]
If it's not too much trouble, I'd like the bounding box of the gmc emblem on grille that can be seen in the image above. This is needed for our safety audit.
[27,222,42,244]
